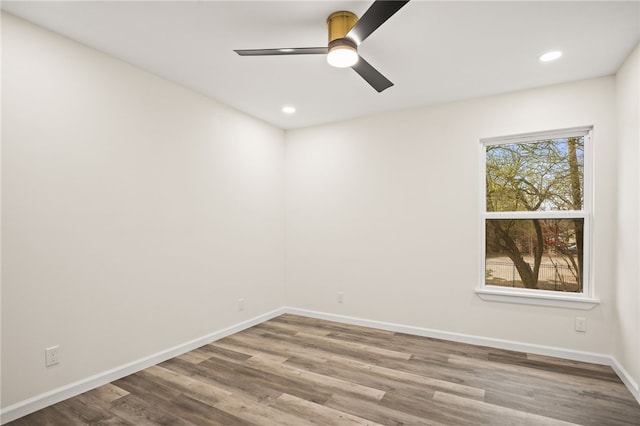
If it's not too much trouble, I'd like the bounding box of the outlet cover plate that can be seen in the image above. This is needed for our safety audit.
[45,346,60,367]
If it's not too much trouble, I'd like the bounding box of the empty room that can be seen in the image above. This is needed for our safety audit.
[1,1,639,425]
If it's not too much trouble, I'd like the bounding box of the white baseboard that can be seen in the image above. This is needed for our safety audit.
[2,306,638,423]
[0,307,286,425]
[610,356,640,404]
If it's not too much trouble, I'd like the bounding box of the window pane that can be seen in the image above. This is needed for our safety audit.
[486,137,584,212]
[485,218,584,292]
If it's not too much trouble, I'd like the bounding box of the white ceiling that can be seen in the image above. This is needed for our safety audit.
[3,1,639,129]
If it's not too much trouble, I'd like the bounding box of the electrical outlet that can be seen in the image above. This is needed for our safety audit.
[238,298,245,311]
[575,317,587,332]
[337,292,344,303]
[45,346,60,367]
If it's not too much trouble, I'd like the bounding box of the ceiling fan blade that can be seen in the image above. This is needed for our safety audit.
[234,47,328,56]
[347,0,410,45]
[351,56,393,92]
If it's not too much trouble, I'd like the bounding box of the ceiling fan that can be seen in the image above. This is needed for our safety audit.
[234,0,410,93]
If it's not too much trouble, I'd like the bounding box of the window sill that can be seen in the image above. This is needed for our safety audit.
[475,287,600,310]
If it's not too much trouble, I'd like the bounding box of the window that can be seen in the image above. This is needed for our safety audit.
[477,127,599,309]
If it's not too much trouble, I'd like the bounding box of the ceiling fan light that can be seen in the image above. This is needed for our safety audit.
[327,38,358,68]
[327,46,358,68]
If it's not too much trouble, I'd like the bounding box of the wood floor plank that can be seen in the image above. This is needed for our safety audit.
[198,342,254,362]
[160,356,284,404]
[433,391,581,426]
[67,392,130,425]
[113,370,182,407]
[144,364,233,402]
[490,351,621,383]
[217,334,464,402]
[198,356,334,405]
[447,353,635,397]
[245,354,387,401]
[233,327,409,367]
[327,330,451,364]
[338,355,485,398]
[379,389,480,426]
[284,353,439,401]
[272,393,386,426]
[109,393,197,426]
[282,349,486,401]
[85,383,130,404]
[149,360,319,425]
[213,331,335,364]
[59,394,115,424]
[294,331,414,361]
[526,352,617,374]
[177,348,213,364]
[8,314,640,425]
[211,396,316,426]
[170,393,253,426]
[325,392,440,426]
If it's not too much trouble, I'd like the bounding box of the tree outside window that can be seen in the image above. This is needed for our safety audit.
[482,130,590,294]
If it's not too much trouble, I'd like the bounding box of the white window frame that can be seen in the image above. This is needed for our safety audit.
[476,126,599,310]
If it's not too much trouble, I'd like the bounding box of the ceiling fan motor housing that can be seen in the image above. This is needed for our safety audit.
[327,11,358,43]
[326,11,359,67]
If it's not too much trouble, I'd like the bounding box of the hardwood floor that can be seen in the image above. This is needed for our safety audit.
[9,314,640,425]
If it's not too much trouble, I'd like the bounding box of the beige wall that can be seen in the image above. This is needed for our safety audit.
[285,77,617,353]
[1,13,285,407]
[614,43,640,391]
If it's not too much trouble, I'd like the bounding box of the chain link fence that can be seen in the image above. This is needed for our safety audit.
[486,260,579,292]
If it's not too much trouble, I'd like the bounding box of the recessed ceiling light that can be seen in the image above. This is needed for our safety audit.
[539,50,562,62]
[282,105,296,114]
